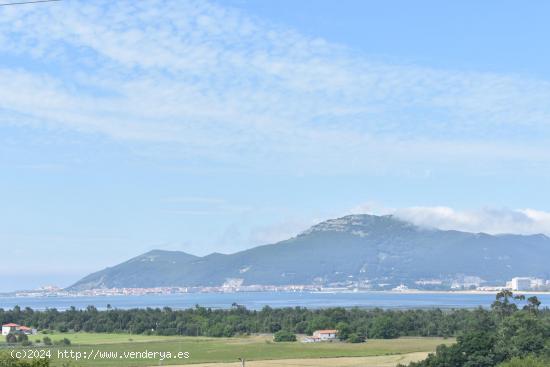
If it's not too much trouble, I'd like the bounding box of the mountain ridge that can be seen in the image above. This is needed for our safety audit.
[68,214,550,291]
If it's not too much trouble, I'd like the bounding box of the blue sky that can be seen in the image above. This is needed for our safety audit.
[1,0,550,291]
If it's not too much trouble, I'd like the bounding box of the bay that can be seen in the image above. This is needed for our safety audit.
[1,291,549,311]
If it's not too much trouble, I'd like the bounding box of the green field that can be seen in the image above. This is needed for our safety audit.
[4,333,454,367]
[29,331,201,345]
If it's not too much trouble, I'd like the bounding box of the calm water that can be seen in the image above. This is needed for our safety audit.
[1,292,549,311]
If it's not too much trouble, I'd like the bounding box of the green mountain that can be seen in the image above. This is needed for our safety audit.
[69,214,550,290]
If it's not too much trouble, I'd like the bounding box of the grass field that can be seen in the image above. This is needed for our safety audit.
[170,352,432,367]
[4,333,453,367]
[28,331,203,345]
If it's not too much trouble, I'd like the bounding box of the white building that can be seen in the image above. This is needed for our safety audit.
[392,284,409,292]
[2,323,18,335]
[312,329,338,341]
[531,278,545,289]
[511,277,532,291]
[1,323,36,336]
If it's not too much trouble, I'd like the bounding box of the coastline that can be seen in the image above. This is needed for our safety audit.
[379,289,550,295]
[2,288,549,299]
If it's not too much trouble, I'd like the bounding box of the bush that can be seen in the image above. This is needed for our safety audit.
[54,338,71,346]
[42,336,52,346]
[6,333,17,343]
[347,333,365,343]
[497,356,549,367]
[0,352,50,366]
[273,330,297,342]
[17,333,28,343]
[57,324,68,333]
[21,340,33,346]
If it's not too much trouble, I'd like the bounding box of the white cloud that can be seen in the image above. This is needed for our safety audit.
[352,204,550,235]
[1,0,550,174]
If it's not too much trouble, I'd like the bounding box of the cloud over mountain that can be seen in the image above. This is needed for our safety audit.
[352,204,550,236]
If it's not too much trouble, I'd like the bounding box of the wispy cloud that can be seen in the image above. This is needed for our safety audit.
[352,203,550,236]
[1,0,550,173]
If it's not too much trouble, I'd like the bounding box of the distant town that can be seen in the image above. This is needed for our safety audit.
[4,276,550,298]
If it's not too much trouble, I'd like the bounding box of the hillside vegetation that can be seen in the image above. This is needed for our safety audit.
[70,214,550,290]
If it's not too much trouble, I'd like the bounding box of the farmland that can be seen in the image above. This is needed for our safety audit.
[3,333,453,367]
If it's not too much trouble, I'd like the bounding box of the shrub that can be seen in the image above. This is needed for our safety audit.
[0,352,50,366]
[6,333,17,343]
[273,330,297,342]
[54,338,71,346]
[347,333,365,343]
[57,324,68,333]
[42,336,52,346]
[497,356,548,367]
[17,333,28,343]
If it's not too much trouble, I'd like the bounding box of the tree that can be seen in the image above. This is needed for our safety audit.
[369,316,399,339]
[494,312,546,360]
[491,290,519,319]
[273,330,297,342]
[6,333,17,343]
[336,322,351,341]
[403,292,549,367]
[457,331,497,367]
[523,296,541,314]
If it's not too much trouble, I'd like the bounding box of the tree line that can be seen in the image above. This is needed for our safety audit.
[1,295,548,342]
[400,291,550,367]
[0,303,524,339]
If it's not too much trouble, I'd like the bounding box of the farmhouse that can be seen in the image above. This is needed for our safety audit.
[1,323,36,336]
[313,329,338,340]
[2,323,18,335]
[304,329,339,342]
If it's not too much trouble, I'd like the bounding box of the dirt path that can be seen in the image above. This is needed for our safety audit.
[167,352,429,367]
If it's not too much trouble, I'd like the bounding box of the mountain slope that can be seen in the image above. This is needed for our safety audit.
[69,214,550,290]
[71,250,199,290]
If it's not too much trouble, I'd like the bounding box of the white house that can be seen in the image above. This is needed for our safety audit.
[312,329,338,341]
[2,323,19,335]
[2,323,36,336]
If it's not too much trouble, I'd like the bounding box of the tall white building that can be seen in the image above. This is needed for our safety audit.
[511,277,532,291]
[531,278,545,289]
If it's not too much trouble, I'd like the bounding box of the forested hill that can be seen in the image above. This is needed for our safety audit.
[69,214,550,290]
